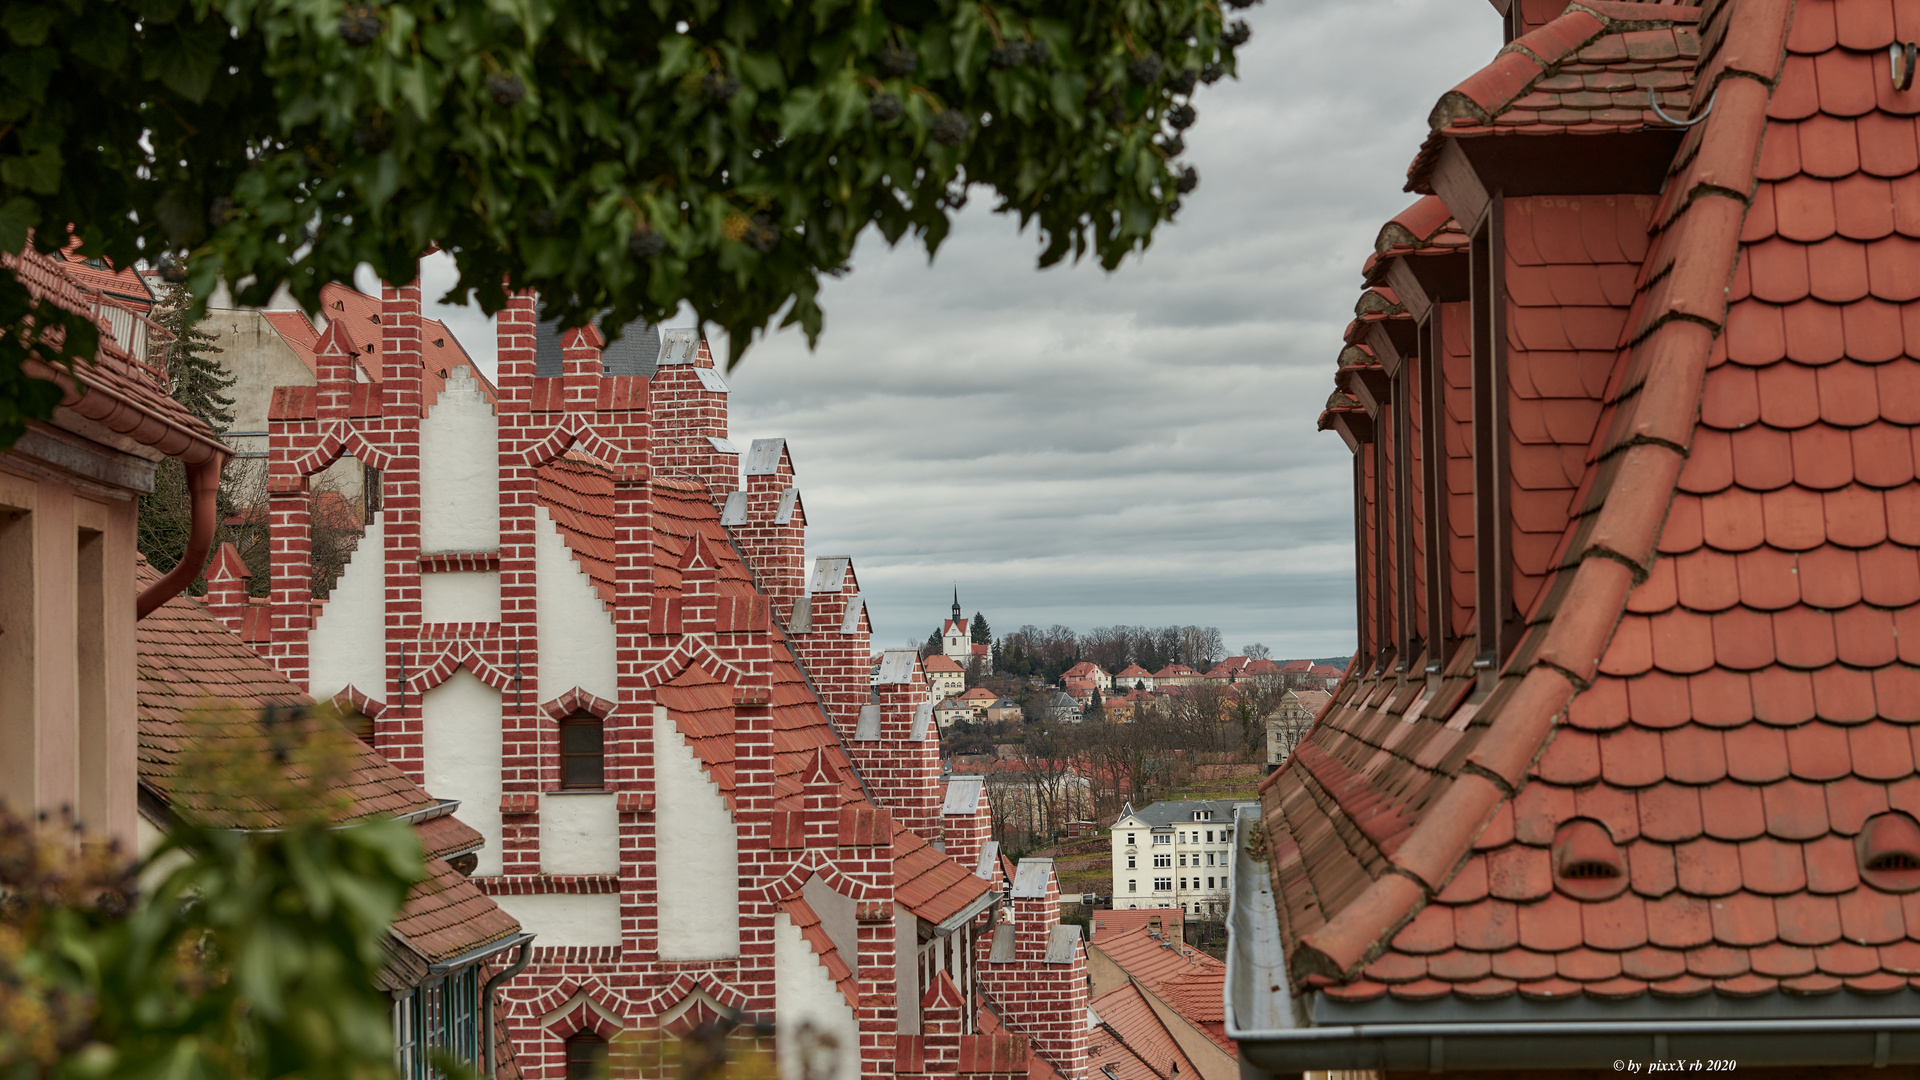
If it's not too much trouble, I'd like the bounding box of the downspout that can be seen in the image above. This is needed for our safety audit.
[137,454,224,618]
[480,940,534,1077]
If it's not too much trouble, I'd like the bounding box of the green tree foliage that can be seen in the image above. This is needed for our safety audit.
[923,627,943,659]
[136,284,234,576]
[0,710,421,1080]
[970,611,991,645]
[0,0,1255,449]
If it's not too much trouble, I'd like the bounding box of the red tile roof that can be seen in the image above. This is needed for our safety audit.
[1090,908,1184,941]
[4,247,226,466]
[1087,926,1231,1053]
[894,821,993,925]
[260,283,499,404]
[1406,4,1703,193]
[782,896,859,1009]
[925,653,964,673]
[1274,0,1920,1013]
[1088,982,1198,1080]
[134,562,519,965]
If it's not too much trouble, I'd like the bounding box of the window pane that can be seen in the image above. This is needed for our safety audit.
[563,752,603,790]
[567,1033,609,1080]
[562,719,603,754]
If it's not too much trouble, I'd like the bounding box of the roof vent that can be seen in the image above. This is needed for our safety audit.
[1550,819,1628,900]
[1859,813,1920,893]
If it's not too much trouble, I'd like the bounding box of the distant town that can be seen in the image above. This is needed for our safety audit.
[921,589,1347,924]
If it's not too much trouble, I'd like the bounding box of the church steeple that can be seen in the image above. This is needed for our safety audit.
[952,585,962,625]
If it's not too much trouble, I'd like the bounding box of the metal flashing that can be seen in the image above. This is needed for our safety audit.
[775,487,800,524]
[720,491,748,526]
[694,367,729,393]
[809,558,850,593]
[745,438,786,475]
[1011,858,1053,899]
[910,700,934,740]
[975,840,1001,881]
[658,328,700,364]
[705,436,740,455]
[787,595,812,633]
[855,705,882,741]
[840,593,864,634]
[944,775,985,816]
[1045,924,1082,964]
[875,650,917,685]
[988,923,1017,962]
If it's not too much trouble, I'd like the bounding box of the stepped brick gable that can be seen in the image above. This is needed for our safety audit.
[237,276,1087,1079]
[1235,0,1920,1072]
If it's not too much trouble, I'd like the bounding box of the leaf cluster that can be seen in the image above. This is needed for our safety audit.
[0,0,1248,398]
[0,708,424,1080]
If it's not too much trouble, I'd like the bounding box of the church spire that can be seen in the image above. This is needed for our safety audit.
[952,585,962,625]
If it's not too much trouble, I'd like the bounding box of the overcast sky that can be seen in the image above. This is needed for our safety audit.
[415,0,1502,660]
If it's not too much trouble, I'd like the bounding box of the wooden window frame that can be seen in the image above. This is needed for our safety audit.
[559,713,605,791]
[565,1031,609,1080]
[1392,357,1419,670]
[1418,311,1453,681]
[1469,197,1517,683]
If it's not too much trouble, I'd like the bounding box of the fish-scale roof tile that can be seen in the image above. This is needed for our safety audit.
[1266,0,1920,1013]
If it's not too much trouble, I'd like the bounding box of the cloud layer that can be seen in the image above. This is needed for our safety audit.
[422,0,1501,658]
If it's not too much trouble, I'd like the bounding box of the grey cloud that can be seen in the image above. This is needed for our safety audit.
[421,0,1502,657]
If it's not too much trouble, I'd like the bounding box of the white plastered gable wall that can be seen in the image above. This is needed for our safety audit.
[419,366,501,621]
[308,514,386,703]
[533,504,617,702]
[654,704,740,960]
[423,667,505,874]
[532,492,620,877]
[773,911,861,1080]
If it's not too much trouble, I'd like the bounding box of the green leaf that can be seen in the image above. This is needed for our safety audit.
[1,3,56,45]
[0,143,63,194]
[0,195,41,252]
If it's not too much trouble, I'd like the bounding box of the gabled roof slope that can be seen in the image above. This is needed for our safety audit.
[135,565,520,966]
[1266,0,1920,1011]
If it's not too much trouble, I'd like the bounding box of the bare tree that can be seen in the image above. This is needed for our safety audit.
[1243,642,1271,660]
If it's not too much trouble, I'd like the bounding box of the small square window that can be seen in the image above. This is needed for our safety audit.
[1127,856,1136,869]
[1128,880,1137,893]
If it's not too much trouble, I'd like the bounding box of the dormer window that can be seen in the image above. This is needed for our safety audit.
[1551,819,1627,900]
[1859,813,1920,893]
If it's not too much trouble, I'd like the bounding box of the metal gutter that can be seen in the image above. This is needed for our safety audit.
[932,890,1000,938]
[428,930,537,976]
[481,937,535,1076]
[1222,806,1920,1073]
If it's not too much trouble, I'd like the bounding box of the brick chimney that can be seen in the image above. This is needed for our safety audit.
[203,541,252,635]
[725,437,806,619]
[941,775,993,873]
[651,331,737,501]
[975,858,1089,1080]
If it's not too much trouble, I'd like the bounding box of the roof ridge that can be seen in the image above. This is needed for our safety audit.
[1288,0,1791,985]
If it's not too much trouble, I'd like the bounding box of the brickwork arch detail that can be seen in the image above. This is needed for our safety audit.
[642,975,748,1023]
[286,421,396,478]
[537,984,628,1038]
[756,851,886,906]
[328,684,386,718]
[539,686,617,722]
[636,637,747,690]
[407,646,512,696]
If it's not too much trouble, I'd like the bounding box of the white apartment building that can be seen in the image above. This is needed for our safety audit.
[1109,799,1256,917]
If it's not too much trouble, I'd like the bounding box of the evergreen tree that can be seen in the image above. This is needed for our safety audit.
[923,628,943,659]
[971,612,992,645]
[1085,686,1104,723]
[137,286,234,576]
[991,639,1004,672]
